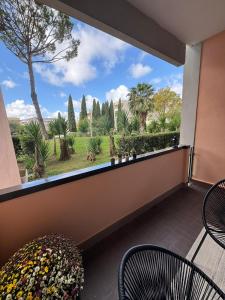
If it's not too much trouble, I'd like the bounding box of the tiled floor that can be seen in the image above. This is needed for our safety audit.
[81,183,208,300]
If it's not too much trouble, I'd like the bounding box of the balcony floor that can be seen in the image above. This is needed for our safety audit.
[81,182,208,300]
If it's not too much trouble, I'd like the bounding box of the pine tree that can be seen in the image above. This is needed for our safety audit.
[67,95,77,132]
[0,0,80,138]
[96,101,101,118]
[80,95,87,120]
[109,100,115,129]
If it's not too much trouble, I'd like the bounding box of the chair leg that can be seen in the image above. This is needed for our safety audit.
[191,231,207,263]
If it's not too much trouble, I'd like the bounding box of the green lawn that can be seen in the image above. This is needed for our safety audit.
[46,136,111,176]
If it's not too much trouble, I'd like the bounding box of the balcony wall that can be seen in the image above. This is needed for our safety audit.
[193,30,225,184]
[0,148,189,265]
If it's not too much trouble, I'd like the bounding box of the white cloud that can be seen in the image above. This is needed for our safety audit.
[59,92,67,98]
[166,73,183,97]
[34,24,129,86]
[106,85,129,103]
[129,63,152,79]
[1,79,17,89]
[6,99,67,120]
[6,100,37,119]
[150,77,162,85]
[48,110,67,119]
[138,51,148,62]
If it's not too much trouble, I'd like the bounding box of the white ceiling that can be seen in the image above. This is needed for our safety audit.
[127,0,225,44]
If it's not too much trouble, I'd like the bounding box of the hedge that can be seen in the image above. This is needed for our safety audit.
[12,135,22,156]
[117,131,180,155]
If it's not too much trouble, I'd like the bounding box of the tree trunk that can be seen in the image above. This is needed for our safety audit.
[140,112,147,133]
[59,138,70,161]
[27,58,48,139]
[53,137,57,156]
[33,146,45,178]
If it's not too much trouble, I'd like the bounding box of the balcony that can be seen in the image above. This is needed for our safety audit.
[1,0,225,299]
[82,181,205,299]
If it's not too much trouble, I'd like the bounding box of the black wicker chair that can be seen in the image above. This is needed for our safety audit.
[191,179,225,262]
[118,245,225,300]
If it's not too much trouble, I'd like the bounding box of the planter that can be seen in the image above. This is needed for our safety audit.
[19,168,28,183]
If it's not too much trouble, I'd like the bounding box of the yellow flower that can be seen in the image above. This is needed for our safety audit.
[44,266,48,273]
[7,284,14,293]
[17,290,23,298]
[26,292,33,300]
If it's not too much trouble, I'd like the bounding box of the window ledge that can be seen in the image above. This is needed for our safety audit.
[0,145,189,203]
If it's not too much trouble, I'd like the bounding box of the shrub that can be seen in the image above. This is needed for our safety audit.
[117,131,180,155]
[87,137,102,156]
[67,135,76,154]
[12,136,22,156]
[19,133,35,156]
[0,234,84,299]
[79,118,89,134]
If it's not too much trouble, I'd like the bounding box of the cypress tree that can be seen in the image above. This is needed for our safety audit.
[117,99,123,132]
[105,101,109,117]
[67,95,77,132]
[101,102,105,115]
[96,101,101,118]
[92,98,97,119]
[109,100,115,129]
[80,95,87,120]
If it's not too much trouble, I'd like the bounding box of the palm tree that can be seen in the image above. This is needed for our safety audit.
[48,120,58,156]
[24,122,49,178]
[128,83,154,132]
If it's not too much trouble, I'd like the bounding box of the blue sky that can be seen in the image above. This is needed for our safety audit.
[0,19,183,120]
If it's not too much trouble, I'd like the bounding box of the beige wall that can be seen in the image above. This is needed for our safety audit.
[193,30,225,184]
[0,149,188,265]
[0,90,21,189]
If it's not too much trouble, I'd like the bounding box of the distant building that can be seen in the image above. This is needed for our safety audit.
[20,117,55,131]
[8,117,20,125]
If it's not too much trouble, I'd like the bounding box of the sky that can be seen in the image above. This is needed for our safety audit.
[0,18,183,120]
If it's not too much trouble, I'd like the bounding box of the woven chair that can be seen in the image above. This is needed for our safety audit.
[118,245,225,300]
[191,179,225,262]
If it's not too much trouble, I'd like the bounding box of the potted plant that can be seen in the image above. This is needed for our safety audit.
[0,234,84,299]
[125,152,129,162]
[118,150,122,163]
[132,149,137,160]
[111,157,116,165]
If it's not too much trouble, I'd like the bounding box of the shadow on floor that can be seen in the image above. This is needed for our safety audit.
[81,183,208,300]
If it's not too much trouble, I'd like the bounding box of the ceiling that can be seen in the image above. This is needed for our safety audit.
[127,0,225,45]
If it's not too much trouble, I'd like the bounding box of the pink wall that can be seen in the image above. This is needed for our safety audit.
[193,30,225,184]
[0,90,21,189]
[0,149,188,265]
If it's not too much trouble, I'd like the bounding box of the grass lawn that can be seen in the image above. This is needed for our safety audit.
[46,136,111,177]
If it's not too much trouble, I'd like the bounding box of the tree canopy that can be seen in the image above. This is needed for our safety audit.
[128,83,154,132]
[152,87,181,131]
[0,0,80,138]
